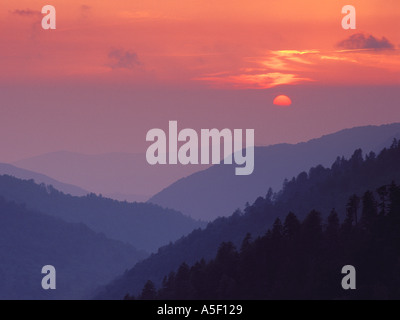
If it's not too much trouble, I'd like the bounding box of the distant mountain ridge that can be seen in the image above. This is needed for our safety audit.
[0,197,146,300]
[149,123,400,220]
[0,163,88,197]
[13,151,210,203]
[0,175,205,252]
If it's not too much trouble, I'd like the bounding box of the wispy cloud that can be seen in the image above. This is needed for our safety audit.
[107,49,141,70]
[261,50,319,70]
[337,33,395,51]
[196,44,400,89]
[198,72,312,89]
[80,5,92,20]
[9,9,42,40]
[10,9,41,17]
[196,50,317,89]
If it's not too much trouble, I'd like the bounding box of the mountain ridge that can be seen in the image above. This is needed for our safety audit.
[14,151,209,203]
[149,123,400,220]
[0,196,146,300]
[96,139,400,299]
[0,175,205,252]
[0,163,88,197]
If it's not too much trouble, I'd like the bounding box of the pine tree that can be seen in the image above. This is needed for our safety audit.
[272,218,283,239]
[283,212,300,239]
[240,233,252,253]
[361,190,378,232]
[301,210,323,253]
[346,194,360,226]
[140,280,157,300]
[326,208,340,240]
[377,185,388,216]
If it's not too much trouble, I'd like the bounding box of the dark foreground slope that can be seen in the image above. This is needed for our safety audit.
[96,140,400,299]
[0,198,146,300]
[0,175,205,252]
[137,182,400,300]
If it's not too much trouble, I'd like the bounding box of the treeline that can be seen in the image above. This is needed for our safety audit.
[97,140,400,299]
[132,181,400,300]
[273,139,400,220]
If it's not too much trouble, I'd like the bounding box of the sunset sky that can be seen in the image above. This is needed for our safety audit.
[0,0,399,162]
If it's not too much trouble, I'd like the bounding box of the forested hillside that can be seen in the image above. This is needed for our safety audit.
[0,197,146,300]
[0,176,205,252]
[136,181,400,300]
[150,124,400,220]
[97,139,400,299]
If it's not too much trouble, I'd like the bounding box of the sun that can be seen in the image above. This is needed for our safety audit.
[273,95,292,107]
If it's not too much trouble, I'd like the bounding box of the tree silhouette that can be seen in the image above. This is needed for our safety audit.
[346,194,360,226]
[377,185,388,216]
[115,142,400,301]
[327,209,339,235]
[137,183,400,300]
[283,212,300,239]
[140,280,157,300]
[361,191,378,232]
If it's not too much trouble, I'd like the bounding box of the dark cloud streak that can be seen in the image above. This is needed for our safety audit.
[108,49,141,70]
[81,5,91,11]
[10,9,41,17]
[80,5,92,20]
[337,33,395,51]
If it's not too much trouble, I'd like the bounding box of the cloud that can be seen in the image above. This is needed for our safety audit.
[81,4,91,11]
[10,9,41,17]
[197,72,313,89]
[10,9,42,40]
[337,33,395,51]
[261,50,319,71]
[80,5,91,19]
[196,42,400,89]
[108,49,141,69]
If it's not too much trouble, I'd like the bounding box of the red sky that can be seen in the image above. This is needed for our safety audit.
[0,0,399,162]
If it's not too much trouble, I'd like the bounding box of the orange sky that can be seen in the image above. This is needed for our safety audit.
[1,0,399,87]
[0,1,400,163]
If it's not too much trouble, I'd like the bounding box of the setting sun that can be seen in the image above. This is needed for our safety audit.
[273,95,292,106]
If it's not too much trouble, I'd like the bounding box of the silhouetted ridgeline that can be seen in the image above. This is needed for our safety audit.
[96,139,400,299]
[0,197,146,300]
[135,180,400,300]
[0,176,205,252]
[150,123,400,220]
[0,162,88,196]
